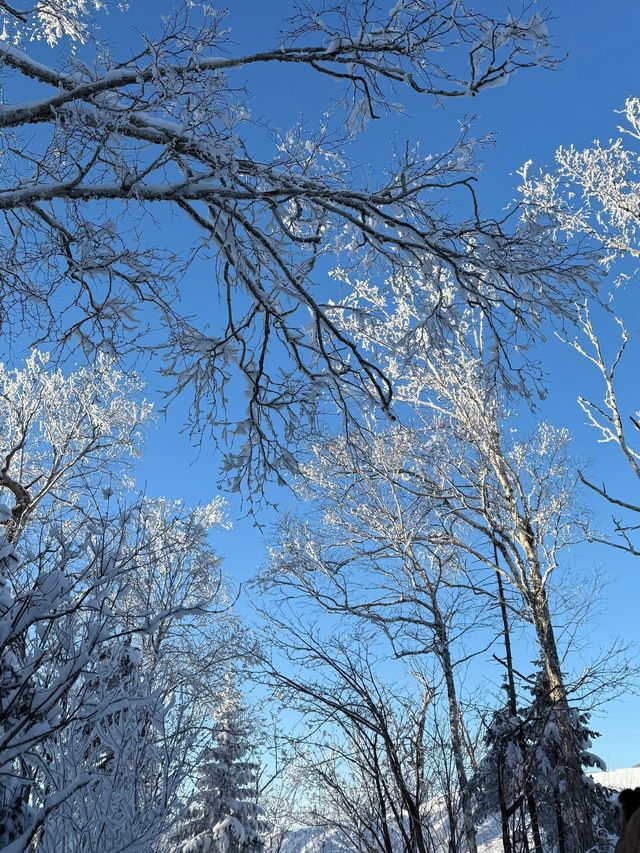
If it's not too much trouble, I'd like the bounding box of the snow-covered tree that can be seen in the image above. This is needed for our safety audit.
[521,104,640,558]
[377,340,617,852]
[175,676,263,853]
[519,96,640,267]
[0,352,238,851]
[0,350,151,542]
[35,636,171,853]
[0,524,37,848]
[30,497,237,853]
[0,501,158,851]
[0,0,593,493]
[114,495,239,708]
[472,671,617,853]
[472,703,532,853]
[517,671,614,853]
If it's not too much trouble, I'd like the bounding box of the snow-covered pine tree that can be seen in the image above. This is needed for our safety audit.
[472,666,620,853]
[472,700,543,853]
[473,705,523,817]
[520,670,616,853]
[176,676,264,853]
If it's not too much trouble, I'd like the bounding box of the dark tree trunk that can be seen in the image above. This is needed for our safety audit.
[494,560,543,853]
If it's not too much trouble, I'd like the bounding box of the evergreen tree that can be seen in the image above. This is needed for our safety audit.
[521,671,615,853]
[472,700,543,853]
[472,670,619,853]
[177,677,264,853]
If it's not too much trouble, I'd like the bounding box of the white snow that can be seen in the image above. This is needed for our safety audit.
[590,767,640,790]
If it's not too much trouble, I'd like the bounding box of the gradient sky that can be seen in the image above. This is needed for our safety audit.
[83,0,640,770]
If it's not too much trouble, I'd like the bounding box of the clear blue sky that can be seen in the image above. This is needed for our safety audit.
[89,0,640,769]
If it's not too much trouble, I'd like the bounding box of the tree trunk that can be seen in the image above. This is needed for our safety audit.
[529,579,595,853]
[497,750,513,853]
[500,471,595,853]
[431,596,478,853]
[495,563,543,853]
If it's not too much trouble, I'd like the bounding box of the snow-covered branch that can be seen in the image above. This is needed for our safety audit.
[0,0,585,495]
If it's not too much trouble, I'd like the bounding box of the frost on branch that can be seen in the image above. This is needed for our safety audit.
[0,350,239,852]
[0,0,111,46]
[0,350,151,541]
[521,99,640,557]
[519,97,640,266]
[0,0,588,495]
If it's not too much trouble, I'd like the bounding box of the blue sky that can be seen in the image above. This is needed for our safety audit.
[83,0,640,769]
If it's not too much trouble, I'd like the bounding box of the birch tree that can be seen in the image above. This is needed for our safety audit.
[0,0,594,492]
[390,341,618,851]
[261,467,488,852]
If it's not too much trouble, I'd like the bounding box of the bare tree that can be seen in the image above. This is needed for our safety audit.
[0,0,594,493]
[257,732,301,853]
[257,454,494,853]
[560,305,640,559]
[255,619,442,853]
